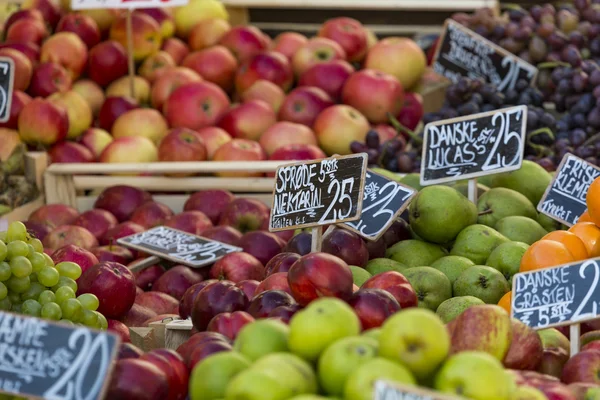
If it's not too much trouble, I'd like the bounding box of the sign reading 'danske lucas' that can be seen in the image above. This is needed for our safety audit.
[537,153,600,227]
[269,154,368,232]
[432,19,538,92]
[511,257,600,330]
[0,312,119,399]
[0,57,14,124]
[420,105,527,185]
[118,226,242,268]
[71,0,188,10]
[343,170,416,241]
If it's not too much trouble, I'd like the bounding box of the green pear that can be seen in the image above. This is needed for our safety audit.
[450,224,509,264]
[491,160,552,205]
[511,386,548,400]
[379,308,450,379]
[486,241,529,284]
[476,175,495,188]
[189,351,251,400]
[365,258,408,275]
[288,298,360,362]
[454,182,490,198]
[430,255,475,286]
[538,328,571,353]
[434,351,514,400]
[362,328,381,340]
[317,336,378,396]
[435,296,485,323]
[253,353,317,395]
[402,267,452,310]
[344,358,416,400]
[386,240,447,268]
[370,168,402,182]
[477,187,537,227]
[453,265,510,304]
[398,173,423,190]
[288,396,337,400]
[495,216,548,245]
[449,305,513,361]
[350,266,371,287]
[409,185,478,244]
[537,213,564,232]
[225,368,292,400]
[234,319,290,361]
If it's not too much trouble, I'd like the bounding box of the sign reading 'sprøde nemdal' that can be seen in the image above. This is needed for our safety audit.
[269,154,368,232]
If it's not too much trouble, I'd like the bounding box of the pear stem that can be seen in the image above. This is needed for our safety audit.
[478,209,493,216]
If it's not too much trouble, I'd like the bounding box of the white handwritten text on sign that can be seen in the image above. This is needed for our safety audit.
[71,0,188,10]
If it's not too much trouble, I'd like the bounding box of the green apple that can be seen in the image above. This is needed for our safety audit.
[225,368,292,400]
[343,358,416,400]
[318,336,378,396]
[511,385,548,400]
[253,353,317,395]
[289,298,360,362]
[434,351,514,400]
[189,351,251,400]
[378,308,450,380]
[234,319,290,361]
[435,296,485,323]
[288,396,337,400]
[350,266,372,287]
[362,328,381,340]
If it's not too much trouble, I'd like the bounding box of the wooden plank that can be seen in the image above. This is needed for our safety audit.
[222,0,497,10]
[253,22,442,36]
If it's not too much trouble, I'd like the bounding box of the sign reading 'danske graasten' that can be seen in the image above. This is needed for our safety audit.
[511,257,600,330]
[537,153,600,227]
[269,154,368,232]
[432,19,538,92]
[420,105,527,186]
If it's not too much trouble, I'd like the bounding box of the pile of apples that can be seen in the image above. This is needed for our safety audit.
[1,0,427,170]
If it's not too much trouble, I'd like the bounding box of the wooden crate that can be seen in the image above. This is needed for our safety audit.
[43,161,292,213]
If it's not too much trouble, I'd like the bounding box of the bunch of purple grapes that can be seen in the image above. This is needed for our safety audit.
[350,132,419,173]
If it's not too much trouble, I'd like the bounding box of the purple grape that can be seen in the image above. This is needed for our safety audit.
[350,141,368,154]
[569,129,587,147]
[365,130,380,149]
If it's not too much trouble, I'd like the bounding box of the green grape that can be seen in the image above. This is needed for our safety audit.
[0,262,11,282]
[43,253,55,267]
[77,293,99,311]
[8,292,20,304]
[59,319,74,326]
[56,262,82,281]
[21,299,42,317]
[21,282,45,301]
[30,272,38,283]
[38,267,60,287]
[0,297,11,311]
[26,244,35,257]
[80,309,98,327]
[51,276,77,293]
[41,302,62,320]
[10,256,32,278]
[95,311,108,330]
[0,241,6,262]
[28,252,46,273]
[7,241,29,258]
[11,303,22,313]
[27,238,43,253]
[0,282,7,301]
[60,298,82,320]
[6,221,28,242]
[38,290,56,305]
[6,275,30,294]
[0,232,6,242]
[55,286,76,304]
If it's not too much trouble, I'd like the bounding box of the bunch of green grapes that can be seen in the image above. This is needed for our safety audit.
[0,221,107,330]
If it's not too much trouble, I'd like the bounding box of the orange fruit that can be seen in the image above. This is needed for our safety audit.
[586,177,600,227]
[579,210,593,223]
[520,239,576,273]
[568,222,600,257]
[498,291,512,314]
[542,230,589,261]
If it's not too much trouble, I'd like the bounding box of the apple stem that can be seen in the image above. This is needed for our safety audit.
[478,209,493,216]
[387,113,423,145]
[536,61,571,70]
[526,128,554,158]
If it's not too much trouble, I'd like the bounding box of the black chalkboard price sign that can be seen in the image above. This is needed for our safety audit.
[512,257,600,330]
[432,19,538,92]
[0,312,119,399]
[537,153,600,227]
[0,57,15,124]
[118,226,242,267]
[343,170,416,241]
[374,381,461,400]
[269,154,368,232]
[420,105,527,186]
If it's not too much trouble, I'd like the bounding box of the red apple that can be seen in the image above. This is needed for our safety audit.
[298,60,354,100]
[212,139,266,177]
[191,281,248,331]
[207,311,254,340]
[158,128,207,171]
[189,18,231,51]
[269,143,326,162]
[255,272,292,295]
[23,220,51,241]
[140,349,188,400]
[138,51,176,83]
[235,51,294,93]
[264,252,301,276]
[163,81,230,130]
[201,226,243,247]
[0,42,40,65]
[135,291,179,315]
[382,219,411,247]
[268,304,301,324]
[176,331,230,366]
[187,340,233,370]
[283,232,312,256]
[322,228,369,267]
[218,26,269,62]
[51,244,98,277]
[48,141,94,163]
[562,350,600,384]
[73,209,118,240]
[6,18,48,45]
[362,271,418,309]
[0,91,31,130]
[287,252,354,306]
[72,79,105,118]
[219,198,270,232]
[56,13,101,49]
[195,127,232,160]
[87,41,128,87]
[79,128,112,159]
[179,280,218,319]
[318,17,368,62]
[209,252,265,283]
[109,12,162,62]
[236,280,260,301]
[247,289,296,319]
[29,204,79,229]
[183,46,238,92]
[366,237,387,260]
[78,261,137,319]
[43,225,98,250]
[94,185,152,222]
[150,66,202,110]
[138,8,174,39]
[106,359,169,400]
[40,32,88,80]
[504,319,543,371]
[348,288,401,330]
[314,104,369,155]
[239,80,286,113]
[161,37,189,65]
[183,190,234,224]
[130,201,174,229]
[164,211,213,236]
[22,0,61,28]
[582,342,600,352]
[371,124,400,144]
[292,37,347,77]
[93,245,134,265]
[239,231,286,266]
[109,319,131,343]
[134,264,165,291]
[4,9,44,33]
[122,304,159,328]
[278,86,334,127]
[217,100,276,141]
[100,137,159,165]
[80,9,119,35]
[273,32,308,59]
[0,48,32,92]
[153,265,204,301]
[97,96,138,132]
[395,92,424,132]
[100,222,145,246]
[28,62,71,98]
